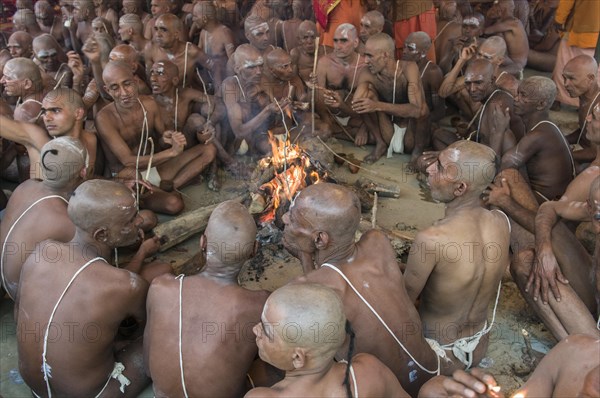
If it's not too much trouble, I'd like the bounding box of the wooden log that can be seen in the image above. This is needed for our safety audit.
[152,194,247,252]
[355,177,401,198]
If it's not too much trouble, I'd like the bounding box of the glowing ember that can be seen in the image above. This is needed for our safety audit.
[258,165,307,224]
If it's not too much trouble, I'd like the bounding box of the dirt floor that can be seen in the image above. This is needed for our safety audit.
[0,71,582,397]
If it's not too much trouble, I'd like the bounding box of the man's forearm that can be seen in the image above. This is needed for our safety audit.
[496,194,536,233]
[535,202,559,251]
[439,59,467,98]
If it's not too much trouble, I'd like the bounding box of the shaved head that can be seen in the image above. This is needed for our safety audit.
[298,20,317,36]
[565,55,598,78]
[40,137,87,189]
[7,31,33,58]
[266,283,346,355]
[43,87,85,111]
[447,140,497,192]
[193,1,217,19]
[294,183,361,243]
[152,59,179,78]
[366,32,396,56]
[466,58,495,79]
[406,31,432,53]
[363,10,385,30]
[519,76,557,110]
[205,200,257,266]
[109,44,138,65]
[479,36,507,62]
[156,13,182,32]
[3,57,42,90]
[335,23,358,40]
[13,9,37,31]
[102,60,133,82]
[232,43,263,72]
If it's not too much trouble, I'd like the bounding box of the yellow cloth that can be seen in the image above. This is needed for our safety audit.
[555,0,599,48]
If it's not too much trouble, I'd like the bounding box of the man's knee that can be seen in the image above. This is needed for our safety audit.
[205,142,217,160]
[511,248,534,279]
[495,168,521,186]
[163,193,184,215]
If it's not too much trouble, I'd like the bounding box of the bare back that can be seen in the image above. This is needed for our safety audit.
[16,241,147,396]
[144,273,268,397]
[303,230,438,396]
[0,180,73,299]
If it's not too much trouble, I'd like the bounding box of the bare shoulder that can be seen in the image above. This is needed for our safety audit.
[402,60,420,78]
[96,103,117,123]
[139,95,159,112]
[245,386,278,397]
[352,353,410,397]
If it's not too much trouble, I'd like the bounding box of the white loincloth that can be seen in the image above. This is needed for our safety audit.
[387,123,406,158]
[143,166,161,187]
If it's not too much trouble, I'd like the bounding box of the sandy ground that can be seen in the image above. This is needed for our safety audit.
[0,83,581,397]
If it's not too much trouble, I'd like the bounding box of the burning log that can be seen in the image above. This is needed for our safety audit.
[355,177,401,198]
[152,194,247,252]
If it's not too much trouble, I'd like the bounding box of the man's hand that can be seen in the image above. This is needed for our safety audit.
[197,122,215,143]
[137,235,161,258]
[442,368,504,398]
[67,51,84,78]
[82,37,101,63]
[460,44,477,62]
[488,103,511,134]
[526,246,569,304]
[323,89,343,109]
[482,177,511,208]
[162,131,187,155]
[352,97,379,114]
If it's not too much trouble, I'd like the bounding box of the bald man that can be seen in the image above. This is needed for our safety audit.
[484,0,529,73]
[121,0,151,26]
[144,0,187,42]
[437,58,517,152]
[351,32,428,166]
[405,140,510,374]
[68,0,95,53]
[358,10,385,54]
[283,183,439,396]
[289,20,325,86]
[273,0,305,53]
[96,61,216,214]
[420,334,600,398]
[0,88,98,179]
[192,1,235,92]
[221,44,290,155]
[92,0,117,35]
[7,31,33,58]
[34,0,65,45]
[13,8,43,37]
[315,24,367,156]
[248,283,409,397]
[484,102,600,341]
[33,34,72,89]
[402,31,445,125]
[16,180,152,397]
[562,55,600,165]
[143,13,212,90]
[118,14,148,54]
[1,58,45,124]
[145,201,269,397]
[437,12,484,75]
[0,137,85,300]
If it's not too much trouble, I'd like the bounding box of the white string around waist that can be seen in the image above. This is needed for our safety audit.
[321,263,440,375]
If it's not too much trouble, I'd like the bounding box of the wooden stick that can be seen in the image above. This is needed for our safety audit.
[312,37,320,136]
[371,192,378,229]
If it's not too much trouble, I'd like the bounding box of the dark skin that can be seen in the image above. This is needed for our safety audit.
[283,184,439,397]
[15,181,152,397]
[144,201,269,397]
[484,0,529,70]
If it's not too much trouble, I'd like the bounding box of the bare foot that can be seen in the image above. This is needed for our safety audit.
[363,142,386,164]
[354,126,368,147]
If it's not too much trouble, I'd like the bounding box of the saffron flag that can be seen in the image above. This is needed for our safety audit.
[314,0,341,30]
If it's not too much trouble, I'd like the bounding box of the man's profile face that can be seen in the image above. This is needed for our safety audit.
[192,6,207,30]
[247,23,271,51]
[0,64,26,97]
[333,27,358,59]
[562,65,591,98]
[104,66,139,108]
[426,149,461,203]
[464,68,493,102]
[118,23,133,41]
[253,303,288,370]
[401,40,421,62]
[41,96,78,137]
[109,199,143,248]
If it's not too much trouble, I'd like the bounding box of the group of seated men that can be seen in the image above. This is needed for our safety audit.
[0,0,599,397]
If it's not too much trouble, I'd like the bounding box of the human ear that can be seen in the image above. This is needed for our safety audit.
[291,348,306,369]
[93,227,109,243]
[314,231,329,250]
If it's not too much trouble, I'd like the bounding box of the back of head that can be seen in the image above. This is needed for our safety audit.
[366,32,395,55]
[446,140,497,193]
[295,183,361,241]
[520,76,557,111]
[13,9,37,29]
[406,31,432,52]
[110,44,138,64]
[41,137,87,189]
[68,180,134,233]
[193,0,216,19]
[205,201,257,265]
[120,13,143,34]
[268,283,346,356]
[480,35,506,58]
[364,10,385,31]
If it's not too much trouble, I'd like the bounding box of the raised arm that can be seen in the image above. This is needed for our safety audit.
[0,115,49,151]
[439,45,475,98]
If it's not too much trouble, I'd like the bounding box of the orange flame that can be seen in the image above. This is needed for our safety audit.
[258,165,307,224]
